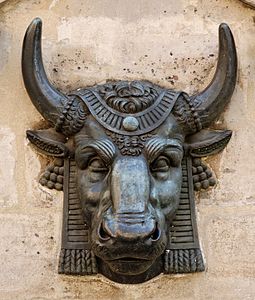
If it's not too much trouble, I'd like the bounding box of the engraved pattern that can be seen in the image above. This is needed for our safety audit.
[192,158,216,191]
[172,94,199,133]
[58,249,97,275]
[56,96,89,136]
[190,134,231,156]
[95,81,159,113]
[164,249,204,273]
[66,159,89,245]
[26,131,67,156]
[106,131,152,155]
[169,157,196,248]
[70,87,181,136]
[39,158,64,190]
[166,156,205,272]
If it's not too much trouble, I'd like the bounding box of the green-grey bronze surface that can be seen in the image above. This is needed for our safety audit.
[23,18,237,283]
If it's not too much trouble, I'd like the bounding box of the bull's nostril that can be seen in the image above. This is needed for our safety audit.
[150,223,161,241]
[98,222,111,241]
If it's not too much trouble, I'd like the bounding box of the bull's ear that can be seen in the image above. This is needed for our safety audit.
[185,129,232,157]
[26,128,70,157]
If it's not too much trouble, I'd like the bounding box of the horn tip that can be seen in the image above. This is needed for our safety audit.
[24,17,42,44]
[218,23,236,53]
[31,17,42,25]
[28,17,42,32]
[219,23,230,29]
[218,23,232,35]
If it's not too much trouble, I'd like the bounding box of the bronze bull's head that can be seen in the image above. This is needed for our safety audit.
[23,18,237,283]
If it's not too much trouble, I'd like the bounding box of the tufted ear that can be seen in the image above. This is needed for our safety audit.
[26,128,71,157]
[185,129,232,157]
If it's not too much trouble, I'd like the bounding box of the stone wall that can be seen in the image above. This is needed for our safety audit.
[0,0,254,299]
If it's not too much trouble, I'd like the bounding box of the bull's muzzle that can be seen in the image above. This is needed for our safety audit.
[98,156,161,244]
[99,214,160,242]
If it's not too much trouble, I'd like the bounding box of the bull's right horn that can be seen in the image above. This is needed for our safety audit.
[22,18,68,125]
[191,23,237,129]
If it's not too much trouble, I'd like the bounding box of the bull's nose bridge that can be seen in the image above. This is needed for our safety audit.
[115,212,149,224]
[111,156,150,214]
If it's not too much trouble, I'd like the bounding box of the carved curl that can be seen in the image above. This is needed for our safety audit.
[95,81,159,113]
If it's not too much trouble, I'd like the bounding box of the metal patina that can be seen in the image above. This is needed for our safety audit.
[23,18,237,284]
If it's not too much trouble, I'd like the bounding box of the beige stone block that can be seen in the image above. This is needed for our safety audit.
[0,213,62,299]
[199,209,255,278]
[0,127,17,208]
[0,213,61,260]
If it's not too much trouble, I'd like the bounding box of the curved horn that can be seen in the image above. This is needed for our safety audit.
[22,18,68,125]
[192,23,237,128]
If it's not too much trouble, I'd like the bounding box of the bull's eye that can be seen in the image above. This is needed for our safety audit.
[88,157,108,172]
[151,156,170,172]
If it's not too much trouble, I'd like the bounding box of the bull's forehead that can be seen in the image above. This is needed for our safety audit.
[75,114,184,141]
[74,114,184,158]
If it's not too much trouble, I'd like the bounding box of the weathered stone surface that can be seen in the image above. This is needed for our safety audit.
[198,207,255,277]
[0,213,60,259]
[0,127,17,207]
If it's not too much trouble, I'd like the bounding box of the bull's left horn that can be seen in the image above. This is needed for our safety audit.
[191,23,237,128]
[22,18,68,125]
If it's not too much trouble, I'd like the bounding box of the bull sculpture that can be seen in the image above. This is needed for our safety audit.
[23,18,237,283]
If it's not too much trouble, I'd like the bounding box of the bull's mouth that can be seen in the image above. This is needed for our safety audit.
[115,257,149,263]
[106,256,154,275]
